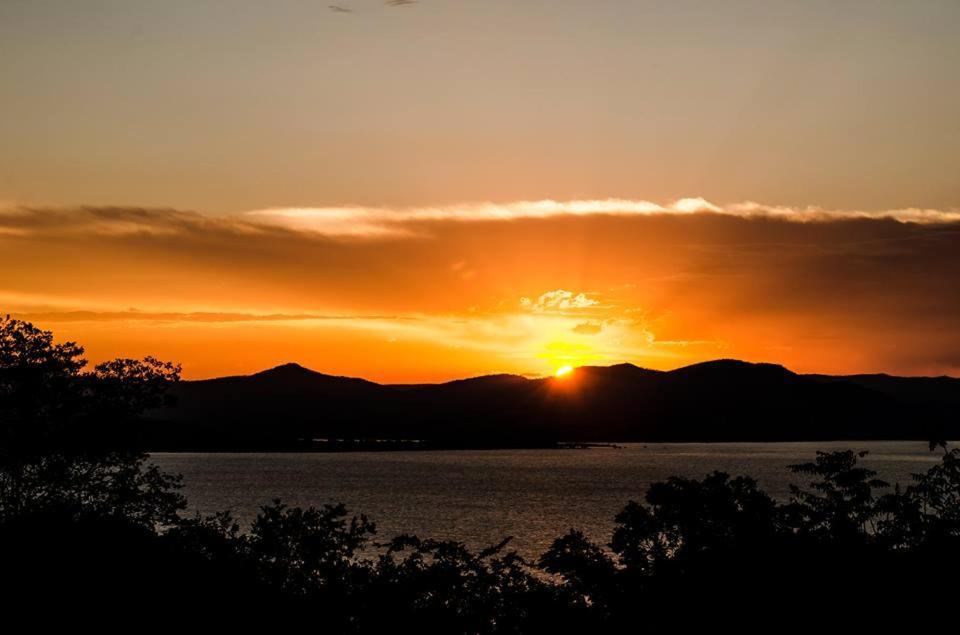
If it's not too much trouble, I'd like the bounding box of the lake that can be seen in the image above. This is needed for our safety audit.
[151,441,943,558]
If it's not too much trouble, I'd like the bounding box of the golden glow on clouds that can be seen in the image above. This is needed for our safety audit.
[246,199,960,238]
[520,289,598,312]
[3,202,960,381]
[5,199,960,244]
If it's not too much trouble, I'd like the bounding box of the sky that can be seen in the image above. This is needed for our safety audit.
[2,1,960,381]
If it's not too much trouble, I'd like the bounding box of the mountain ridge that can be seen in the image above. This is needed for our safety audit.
[146,359,960,450]
[201,358,959,386]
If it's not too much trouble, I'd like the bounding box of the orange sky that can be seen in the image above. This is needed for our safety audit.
[3,3,959,380]
[4,203,960,381]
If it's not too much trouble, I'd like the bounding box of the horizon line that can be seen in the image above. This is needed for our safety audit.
[188,358,960,386]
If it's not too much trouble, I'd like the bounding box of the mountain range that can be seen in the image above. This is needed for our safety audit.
[146,360,960,450]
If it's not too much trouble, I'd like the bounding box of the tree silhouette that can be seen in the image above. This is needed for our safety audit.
[784,450,889,541]
[0,316,183,524]
[611,471,779,575]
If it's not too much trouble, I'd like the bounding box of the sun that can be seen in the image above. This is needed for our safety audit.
[555,365,574,378]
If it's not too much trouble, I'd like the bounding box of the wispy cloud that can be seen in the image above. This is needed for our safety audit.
[247,198,960,238]
[520,290,599,313]
[5,200,960,243]
[572,321,603,335]
[7,310,406,324]
[0,205,294,240]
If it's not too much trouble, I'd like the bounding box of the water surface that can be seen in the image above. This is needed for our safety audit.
[151,441,941,557]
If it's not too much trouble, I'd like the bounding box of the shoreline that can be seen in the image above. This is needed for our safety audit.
[144,438,945,454]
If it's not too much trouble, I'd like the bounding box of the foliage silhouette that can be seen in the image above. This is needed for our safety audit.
[784,449,890,540]
[0,316,184,525]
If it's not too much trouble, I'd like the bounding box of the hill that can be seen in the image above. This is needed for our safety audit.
[145,360,960,450]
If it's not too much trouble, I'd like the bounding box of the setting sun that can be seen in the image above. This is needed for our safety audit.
[555,365,574,378]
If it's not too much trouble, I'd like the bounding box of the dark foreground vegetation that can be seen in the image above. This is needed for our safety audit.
[3,316,960,630]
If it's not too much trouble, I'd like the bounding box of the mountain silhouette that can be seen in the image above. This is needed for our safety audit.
[146,360,960,450]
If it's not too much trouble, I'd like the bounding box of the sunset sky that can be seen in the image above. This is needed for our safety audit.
[3,1,960,381]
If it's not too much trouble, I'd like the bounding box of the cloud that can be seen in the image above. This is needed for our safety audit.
[572,321,603,335]
[329,5,352,13]
[5,200,960,377]
[521,290,598,313]
[6,200,960,244]
[385,0,417,6]
[0,205,284,239]
[246,198,960,238]
[7,310,406,324]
